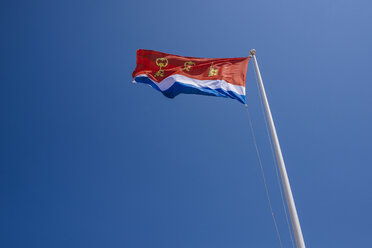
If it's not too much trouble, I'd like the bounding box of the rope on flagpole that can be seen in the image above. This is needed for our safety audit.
[244,104,283,248]
[253,64,296,248]
[255,63,295,248]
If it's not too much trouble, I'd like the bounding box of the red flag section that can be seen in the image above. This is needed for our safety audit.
[132,49,249,86]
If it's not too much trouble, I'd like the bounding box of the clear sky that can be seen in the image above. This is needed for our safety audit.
[1,0,372,247]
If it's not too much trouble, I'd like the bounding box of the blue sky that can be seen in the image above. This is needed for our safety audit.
[1,0,372,247]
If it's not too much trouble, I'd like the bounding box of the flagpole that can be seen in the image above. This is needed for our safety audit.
[249,49,306,248]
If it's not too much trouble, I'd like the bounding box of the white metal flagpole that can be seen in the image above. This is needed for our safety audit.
[249,49,306,248]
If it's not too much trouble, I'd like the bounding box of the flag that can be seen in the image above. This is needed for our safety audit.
[132,49,250,104]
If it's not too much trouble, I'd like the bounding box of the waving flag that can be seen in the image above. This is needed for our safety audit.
[132,49,250,104]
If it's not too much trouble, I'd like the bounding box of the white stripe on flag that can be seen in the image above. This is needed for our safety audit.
[135,74,245,96]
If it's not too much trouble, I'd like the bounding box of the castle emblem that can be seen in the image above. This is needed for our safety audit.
[208,63,218,77]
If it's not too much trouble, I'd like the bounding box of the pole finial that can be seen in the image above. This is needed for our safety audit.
[249,49,256,56]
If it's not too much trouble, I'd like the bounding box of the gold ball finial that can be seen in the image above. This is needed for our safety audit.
[249,49,256,56]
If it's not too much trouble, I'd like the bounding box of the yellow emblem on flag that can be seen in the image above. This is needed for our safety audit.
[208,63,218,77]
[183,61,195,72]
[154,58,168,77]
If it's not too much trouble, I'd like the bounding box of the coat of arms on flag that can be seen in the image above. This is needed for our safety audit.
[132,49,250,104]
